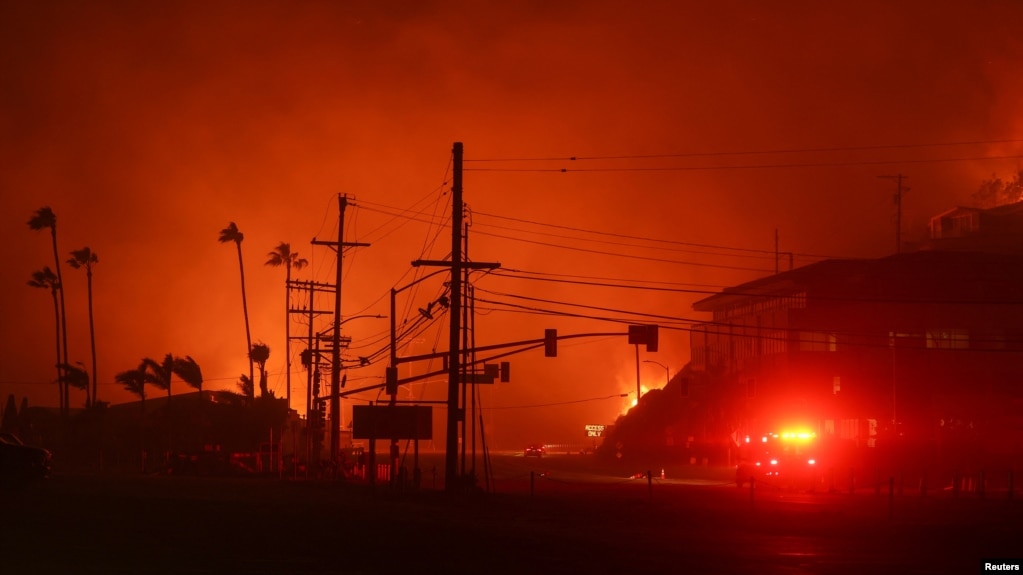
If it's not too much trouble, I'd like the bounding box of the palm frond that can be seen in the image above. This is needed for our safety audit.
[56,362,89,391]
[172,355,203,391]
[27,207,56,231]
[218,221,243,244]
[67,246,99,269]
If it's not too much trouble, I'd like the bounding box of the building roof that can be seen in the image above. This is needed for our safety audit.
[693,250,1023,312]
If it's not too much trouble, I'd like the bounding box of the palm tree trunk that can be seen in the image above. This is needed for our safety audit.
[50,290,62,410]
[50,228,69,416]
[236,244,254,393]
[87,267,97,405]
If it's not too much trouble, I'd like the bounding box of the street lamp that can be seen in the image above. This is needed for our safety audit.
[390,268,451,400]
[643,360,670,388]
[387,268,449,487]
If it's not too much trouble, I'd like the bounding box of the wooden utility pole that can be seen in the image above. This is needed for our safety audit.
[414,143,499,492]
[312,194,369,465]
[447,143,464,492]
[879,174,909,254]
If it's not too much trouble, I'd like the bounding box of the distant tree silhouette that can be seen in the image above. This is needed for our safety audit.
[28,208,69,417]
[237,374,254,400]
[1,395,17,433]
[57,362,90,407]
[973,169,1023,208]
[116,363,149,413]
[219,222,255,393]
[67,247,99,405]
[28,267,63,411]
[265,242,307,410]
[172,356,204,402]
[143,353,176,407]
[249,343,271,398]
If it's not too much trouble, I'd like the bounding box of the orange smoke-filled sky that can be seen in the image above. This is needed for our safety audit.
[2,0,1022,448]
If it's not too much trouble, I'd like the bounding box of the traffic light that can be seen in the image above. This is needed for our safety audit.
[500,361,510,382]
[628,324,659,352]
[645,324,658,353]
[311,403,325,442]
[544,329,557,357]
[313,369,321,398]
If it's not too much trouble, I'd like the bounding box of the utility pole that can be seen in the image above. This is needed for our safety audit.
[413,142,500,492]
[447,143,465,492]
[774,229,779,274]
[288,279,334,473]
[312,194,369,466]
[879,174,909,254]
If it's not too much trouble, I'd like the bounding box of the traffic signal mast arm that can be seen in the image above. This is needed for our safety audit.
[334,329,647,399]
[394,330,627,365]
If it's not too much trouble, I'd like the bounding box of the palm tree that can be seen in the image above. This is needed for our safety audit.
[172,355,204,402]
[265,242,308,410]
[142,353,175,399]
[68,247,99,405]
[237,374,254,400]
[57,362,90,407]
[116,363,149,413]
[28,267,63,411]
[219,222,254,392]
[28,207,69,417]
[249,342,271,398]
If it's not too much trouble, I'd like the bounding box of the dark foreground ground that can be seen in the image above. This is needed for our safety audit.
[2,453,1021,575]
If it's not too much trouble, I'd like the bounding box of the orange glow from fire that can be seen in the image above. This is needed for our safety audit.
[3,2,1023,453]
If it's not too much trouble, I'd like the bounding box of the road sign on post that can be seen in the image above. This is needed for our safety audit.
[628,324,659,352]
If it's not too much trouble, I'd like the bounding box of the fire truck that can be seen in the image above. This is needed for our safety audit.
[735,429,821,489]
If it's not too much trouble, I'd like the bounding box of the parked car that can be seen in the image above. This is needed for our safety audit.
[0,432,52,484]
[524,444,546,457]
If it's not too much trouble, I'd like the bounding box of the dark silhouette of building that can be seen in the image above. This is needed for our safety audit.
[690,249,1023,462]
[926,201,1023,254]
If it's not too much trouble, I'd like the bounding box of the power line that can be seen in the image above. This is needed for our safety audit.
[463,138,1023,162]
[474,298,1023,353]
[496,267,732,289]
[473,211,842,261]
[488,270,731,296]
[465,154,1023,173]
[486,267,1023,306]
[481,394,629,410]
[473,229,775,273]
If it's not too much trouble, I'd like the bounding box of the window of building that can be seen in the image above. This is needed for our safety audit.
[925,329,969,349]
[799,331,837,352]
[951,212,979,236]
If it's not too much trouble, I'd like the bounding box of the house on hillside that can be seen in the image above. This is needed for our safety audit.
[688,249,1023,463]
[926,201,1023,253]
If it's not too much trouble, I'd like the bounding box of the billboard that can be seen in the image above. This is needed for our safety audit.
[352,405,433,440]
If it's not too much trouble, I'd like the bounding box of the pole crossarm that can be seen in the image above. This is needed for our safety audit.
[286,279,336,290]
[412,259,501,271]
[311,239,371,249]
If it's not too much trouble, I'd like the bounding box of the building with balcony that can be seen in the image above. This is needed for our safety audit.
[689,249,1023,460]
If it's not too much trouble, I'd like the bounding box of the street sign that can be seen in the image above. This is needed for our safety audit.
[585,424,606,438]
[352,405,432,440]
